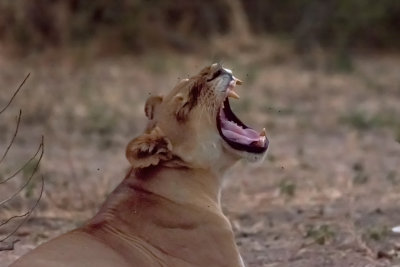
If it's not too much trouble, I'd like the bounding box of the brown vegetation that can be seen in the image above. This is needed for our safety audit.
[0,44,399,265]
[0,75,44,253]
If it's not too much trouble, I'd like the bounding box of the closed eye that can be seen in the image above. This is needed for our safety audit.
[207,70,222,82]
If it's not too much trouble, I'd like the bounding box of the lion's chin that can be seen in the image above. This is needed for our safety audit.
[221,140,268,163]
[217,98,269,159]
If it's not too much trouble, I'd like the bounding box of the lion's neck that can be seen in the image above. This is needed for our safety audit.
[83,166,243,266]
[132,166,223,206]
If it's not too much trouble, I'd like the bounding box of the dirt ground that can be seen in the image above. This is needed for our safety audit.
[1,44,400,266]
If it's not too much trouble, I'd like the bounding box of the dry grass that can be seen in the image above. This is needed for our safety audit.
[1,41,400,266]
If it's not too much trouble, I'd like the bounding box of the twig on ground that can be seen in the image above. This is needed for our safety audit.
[0,139,44,185]
[344,178,377,262]
[0,110,21,165]
[0,73,30,115]
[0,176,44,242]
[0,74,46,245]
[66,142,86,211]
[0,136,44,207]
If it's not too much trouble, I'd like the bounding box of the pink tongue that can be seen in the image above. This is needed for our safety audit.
[221,117,260,145]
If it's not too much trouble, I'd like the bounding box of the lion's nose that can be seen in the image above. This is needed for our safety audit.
[222,68,242,85]
[221,68,232,77]
[219,69,234,83]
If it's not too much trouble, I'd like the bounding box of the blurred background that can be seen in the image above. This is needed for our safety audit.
[1,1,400,266]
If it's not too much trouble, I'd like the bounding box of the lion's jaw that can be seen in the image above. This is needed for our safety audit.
[127,63,268,174]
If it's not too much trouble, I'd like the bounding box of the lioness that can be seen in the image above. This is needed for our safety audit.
[11,63,268,267]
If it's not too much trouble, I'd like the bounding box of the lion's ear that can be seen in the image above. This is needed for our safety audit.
[126,127,173,169]
[145,96,163,120]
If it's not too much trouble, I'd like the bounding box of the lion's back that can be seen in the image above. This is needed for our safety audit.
[10,230,131,267]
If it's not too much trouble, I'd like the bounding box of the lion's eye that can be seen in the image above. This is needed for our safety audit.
[207,70,222,82]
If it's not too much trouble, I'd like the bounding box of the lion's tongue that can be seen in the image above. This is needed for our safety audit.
[221,119,260,145]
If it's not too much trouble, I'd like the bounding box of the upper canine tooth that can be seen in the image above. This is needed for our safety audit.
[232,76,243,85]
[228,90,240,99]
[260,128,266,137]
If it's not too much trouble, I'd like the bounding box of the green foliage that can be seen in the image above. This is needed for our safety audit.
[84,104,117,136]
[22,159,40,198]
[305,224,335,245]
[386,170,397,185]
[279,179,296,197]
[1,0,399,53]
[352,162,369,185]
[0,0,231,53]
[340,110,400,132]
[340,112,370,130]
[353,171,369,185]
[366,225,389,241]
[22,159,40,180]
[243,0,400,50]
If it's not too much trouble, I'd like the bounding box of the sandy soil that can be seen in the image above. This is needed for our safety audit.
[1,47,400,266]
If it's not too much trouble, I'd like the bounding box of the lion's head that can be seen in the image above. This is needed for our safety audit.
[126,63,269,173]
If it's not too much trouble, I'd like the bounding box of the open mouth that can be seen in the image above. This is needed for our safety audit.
[216,80,269,154]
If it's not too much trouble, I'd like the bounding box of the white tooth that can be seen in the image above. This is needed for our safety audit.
[234,77,243,85]
[259,136,266,146]
[260,128,266,137]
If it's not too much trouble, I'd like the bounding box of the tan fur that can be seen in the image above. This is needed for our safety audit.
[126,126,173,169]
[11,63,267,267]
